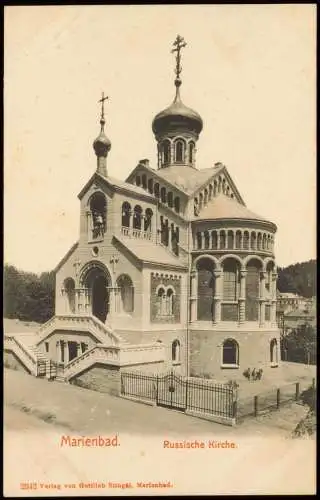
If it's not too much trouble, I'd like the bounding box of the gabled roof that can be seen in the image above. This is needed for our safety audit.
[192,194,275,228]
[155,164,223,195]
[54,241,79,273]
[78,172,155,202]
[113,236,187,270]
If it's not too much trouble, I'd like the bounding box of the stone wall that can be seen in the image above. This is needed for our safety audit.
[4,350,31,374]
[189,328,281,379]
[70,363,121,396]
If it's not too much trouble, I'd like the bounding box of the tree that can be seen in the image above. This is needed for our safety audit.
[4,264,55,323]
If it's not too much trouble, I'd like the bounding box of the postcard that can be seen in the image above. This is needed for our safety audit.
[3,4,316,496]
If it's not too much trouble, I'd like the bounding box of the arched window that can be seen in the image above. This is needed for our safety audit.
[154,183,160,198]
[175,140,185,163]
[220,230,226,249]
[171,224,179,256]
[64,278,75,314]
[251,232,257,250]
[204,231,210,249]
[235,231,242,249]
[142,174,147,189]
[270,338,278,364]
[208,184,213,201]
[160,187,166,203]
[136,176,141,187]
[222,339,239,366]
[148,178,154,194]
[227,230,234,249]
[213,181,217,196]
[199,192,204,210]
[189,142,195,164]
[162,140,171,164]
[174,197,180,213]
[144,208,153,232]
[157,287,166,316]
[243,231,250,250]
[160,217,169,246]
[172,339,180,362]
[166,288,174,316]
[197,258,215,321]
[262,234,267,250]
[90,192,107,239]
[121,202,131,227]
[257,233,262,250]
[167,192,173,208]
[222,179,226,194]
[196,232,202,249]
[117,274,134,313]
[245,259,262,321]
[212,230,218,249]
[223,259,240,302]
[133,205,142,230]
[218,176,222,193]
[204,189,209,206]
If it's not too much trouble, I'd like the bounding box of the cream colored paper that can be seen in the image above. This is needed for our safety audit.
[4,5,316,496]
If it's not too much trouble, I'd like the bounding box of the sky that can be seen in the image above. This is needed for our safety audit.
[4,5,316,273]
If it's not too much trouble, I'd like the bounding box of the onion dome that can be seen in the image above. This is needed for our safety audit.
[93,114,111,157]
[152,77,203,137]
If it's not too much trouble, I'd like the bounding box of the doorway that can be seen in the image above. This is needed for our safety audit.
[92,274,109,323]
[68,341,78,362]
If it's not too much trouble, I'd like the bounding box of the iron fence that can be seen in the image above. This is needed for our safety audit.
[237,378,316,420]
[121,370,235,419]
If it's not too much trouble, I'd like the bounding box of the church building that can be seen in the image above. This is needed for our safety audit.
[6,36,281,386]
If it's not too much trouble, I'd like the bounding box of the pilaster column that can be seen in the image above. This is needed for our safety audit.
[64,341,69,364]
[200,232,205,250]
[190,271,198,322]
[56,341,60,362]
[213,269,222,324]
[271,272,278,325]
[238,269,247,324]
[77,288,85,315]
[76,343,81,358]
[259,271,267,327]
[217,231,221,250]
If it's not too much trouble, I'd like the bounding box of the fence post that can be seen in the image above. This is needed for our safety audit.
[156,374,159,405]
[185,378,188,411]
[254,395,258,417]
[276,388,280,409]
[295,382,300,401]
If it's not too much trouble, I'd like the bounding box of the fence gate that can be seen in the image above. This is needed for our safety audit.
[156,371,186,411]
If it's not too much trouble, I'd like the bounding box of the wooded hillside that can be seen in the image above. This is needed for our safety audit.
[277,259,316,298]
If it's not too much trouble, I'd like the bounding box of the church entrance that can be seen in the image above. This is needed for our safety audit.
[80,262,111,323]
[92,274,109,323]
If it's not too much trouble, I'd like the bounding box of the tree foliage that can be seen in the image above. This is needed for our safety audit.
[277,259,316,298]
[4,264,55,323]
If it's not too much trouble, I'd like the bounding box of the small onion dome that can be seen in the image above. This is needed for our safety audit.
[152,78,203,136]
[93,117,111,157]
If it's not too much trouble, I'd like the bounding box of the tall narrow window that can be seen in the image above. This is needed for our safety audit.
[133,205,142,230]
[117,275,134,313]
[162,141,171,164]
[222,339,239,366]
[175,140,185,163]
[189,142,195,164]
[90,192,107,240]
[122,202,131,227]
[144,208,153,232]
[172,339,180,362]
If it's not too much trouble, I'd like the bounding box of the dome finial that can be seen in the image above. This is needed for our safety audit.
[93,92,111,177]
[171,35,187,99]
[98,92,109,131]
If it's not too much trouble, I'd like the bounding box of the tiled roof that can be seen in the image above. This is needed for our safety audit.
[114,236,187,270]
[106,175,155,199]
[155,164,223,195]
[193,194,270,223]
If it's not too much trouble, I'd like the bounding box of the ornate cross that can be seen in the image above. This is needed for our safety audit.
[110,254,119,274]
[171,35,187,79]
[98,92,109,121]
